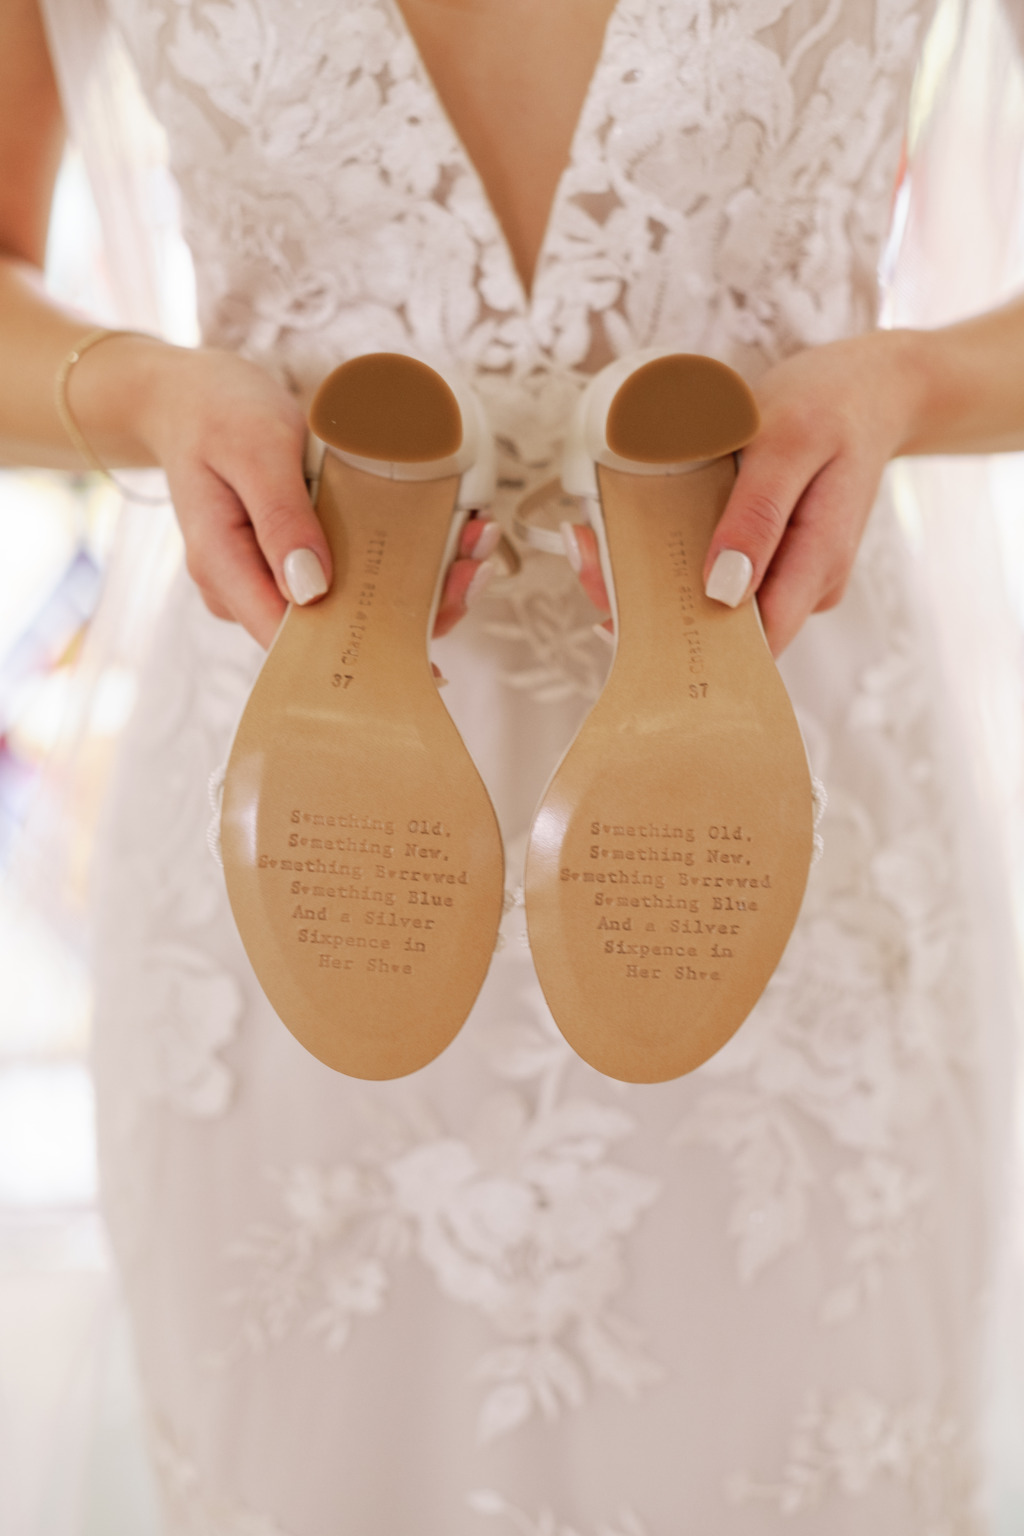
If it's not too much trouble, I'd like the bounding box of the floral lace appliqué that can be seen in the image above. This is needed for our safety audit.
[152,1419,298,1536]
[467,1489,652,1536]
[484,557,610,706]
[140,939,241,1117]
[727,1388,984,1534]
[224,1014,661,1441]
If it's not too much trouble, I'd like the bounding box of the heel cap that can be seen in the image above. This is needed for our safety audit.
[607,354,759,463]
[310,354,462,463]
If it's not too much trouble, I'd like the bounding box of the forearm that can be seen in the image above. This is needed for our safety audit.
[0,255,168,469]
[890,292,1024,457]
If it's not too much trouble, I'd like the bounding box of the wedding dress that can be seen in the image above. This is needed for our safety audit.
[56,0,1022,1530]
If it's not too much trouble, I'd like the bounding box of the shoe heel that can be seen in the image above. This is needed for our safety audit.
[526,351,814,1083]
[221,354,504,1079]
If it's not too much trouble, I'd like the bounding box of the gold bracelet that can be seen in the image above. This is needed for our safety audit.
[54,327,169,505]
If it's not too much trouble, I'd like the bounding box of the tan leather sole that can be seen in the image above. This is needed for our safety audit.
[525,356,813,1083]
[221,356,505,1079]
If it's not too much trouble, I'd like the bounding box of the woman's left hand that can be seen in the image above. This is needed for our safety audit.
[567,330,922,656]
[701,333,918,654]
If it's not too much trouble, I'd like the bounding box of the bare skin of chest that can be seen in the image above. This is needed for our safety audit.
[396,0,618,293]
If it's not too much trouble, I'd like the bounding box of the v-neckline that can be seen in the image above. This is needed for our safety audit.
[388,0,627,311]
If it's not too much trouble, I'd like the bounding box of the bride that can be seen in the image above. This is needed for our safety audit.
[2,0,1024,1529]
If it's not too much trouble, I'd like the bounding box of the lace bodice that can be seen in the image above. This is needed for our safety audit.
[107,0,932,484]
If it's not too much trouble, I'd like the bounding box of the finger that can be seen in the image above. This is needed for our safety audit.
[194,587,233,623]
[813,579,847,614]
[225,421,333,607]
[561,523,610,613]
[432,556,498,638]
[754,456,874,655]
[703,436,829,608]
[171,465,288,647]
[458,514,502,562]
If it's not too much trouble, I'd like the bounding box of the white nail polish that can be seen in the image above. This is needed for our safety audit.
[465,557,498,608]
[560,521,583,573]
[284,548,328,605]
[472,520,503,561]
[705,550,753,608]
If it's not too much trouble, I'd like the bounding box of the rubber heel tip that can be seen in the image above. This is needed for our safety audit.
[309,353,463,463]
[606,353,760,463]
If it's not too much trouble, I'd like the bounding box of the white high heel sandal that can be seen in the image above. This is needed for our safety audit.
[525,350,814,1083]
[221,354,505,1079]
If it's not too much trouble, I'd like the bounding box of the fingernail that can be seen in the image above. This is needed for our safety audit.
[592,621,615,648]
[284,548,328,605]
[472,520,503,561]
[560,521,583,573]
[465,557,498,609]
[705,550,753,607]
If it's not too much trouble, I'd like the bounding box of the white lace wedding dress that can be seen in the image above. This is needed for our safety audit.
[81,0,1018,1531]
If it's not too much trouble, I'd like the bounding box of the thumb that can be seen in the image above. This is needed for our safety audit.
[228,425,333,606]
[703,440,822,607]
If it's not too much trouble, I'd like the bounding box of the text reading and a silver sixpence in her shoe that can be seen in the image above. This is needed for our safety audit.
[256,806,472,979]
[559,818,776,984]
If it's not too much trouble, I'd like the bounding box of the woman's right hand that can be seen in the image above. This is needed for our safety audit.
[126,341,330,647]
[3,5,498,652]
[75,337,500,649]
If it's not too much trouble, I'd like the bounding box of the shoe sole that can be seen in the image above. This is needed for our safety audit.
[525,355,813,1082]
[221,355,505,1079]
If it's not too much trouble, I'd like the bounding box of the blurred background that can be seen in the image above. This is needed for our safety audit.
[1,0,1023,1531]
[0,122,192,1531]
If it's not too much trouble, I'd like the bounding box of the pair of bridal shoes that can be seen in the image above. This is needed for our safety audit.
[220,352,814,1085]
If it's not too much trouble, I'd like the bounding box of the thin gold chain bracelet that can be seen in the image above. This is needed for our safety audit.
[54,328,169,505]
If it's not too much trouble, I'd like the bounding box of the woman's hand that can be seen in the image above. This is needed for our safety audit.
[702,332,918,654]
[129,344,325,646]
[93,340,498,649]
[564,330,925,656]
[566,303,1024,654]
